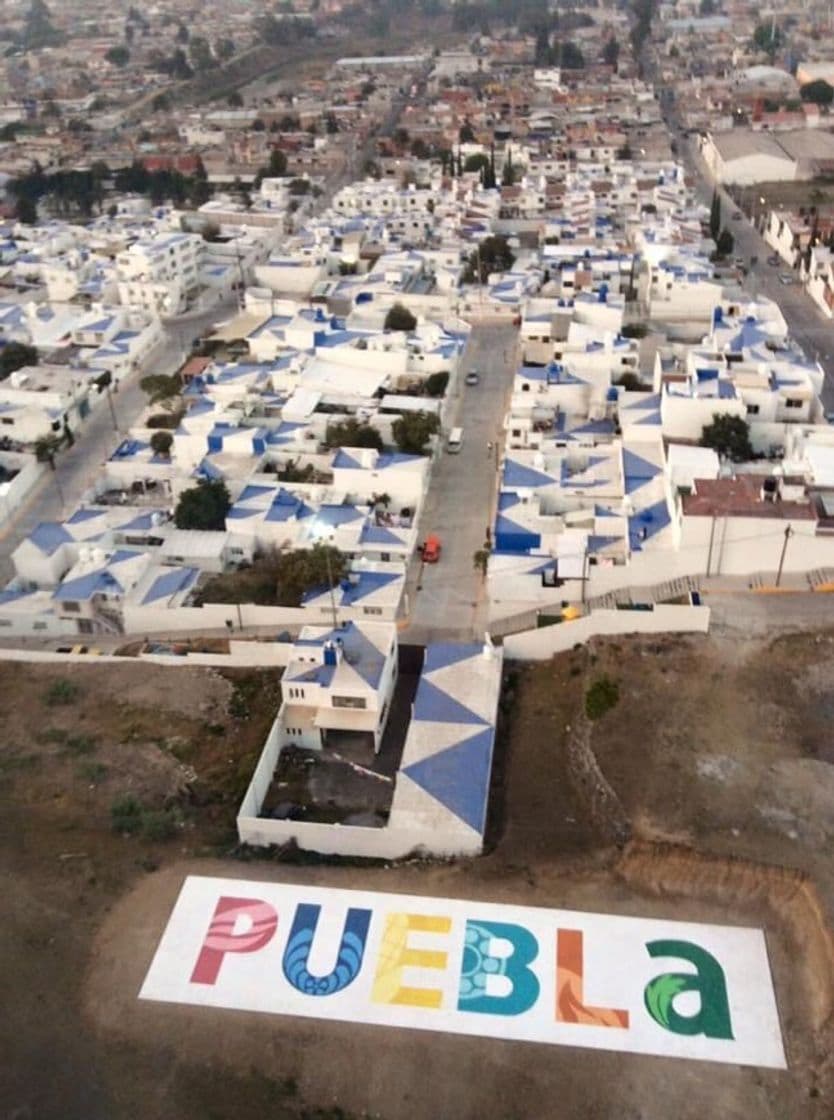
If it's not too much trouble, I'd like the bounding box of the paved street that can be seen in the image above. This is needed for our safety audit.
[0,298,237,581]
[672,127,834,408]
[406,322,518,642]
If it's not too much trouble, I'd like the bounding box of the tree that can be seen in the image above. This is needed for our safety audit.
[0,341,38,380]
[392,411,439,454]
[384,303,417,332]
[459,122,476,143]
[559,41,585,69]
[752,22,783,59]
[150,431,173,457]
[410,137,429,159]
[463,235,516,284]
[16,195,37,225]
[699,0,717,13]
[424,371,449,397]
[197,544,347,608]
[709,190,721,242]
[34,433,62,465]
[463,152,490,175]
[174,478,231,530]
[325,418,384,451]
[716,227,734,257]
[215,37,235,62]
[227,90,243,108]
[140,372,181,411]
[473,547,491,579]
[105,44,130,66]
[700,414,753,462]
[603,38,620,68]
[501,149,516,186]
[800,79,834,106]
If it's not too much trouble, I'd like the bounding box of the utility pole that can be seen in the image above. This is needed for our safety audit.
[775,524,794,587]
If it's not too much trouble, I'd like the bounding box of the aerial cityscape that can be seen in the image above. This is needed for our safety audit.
[3,0,834,1116]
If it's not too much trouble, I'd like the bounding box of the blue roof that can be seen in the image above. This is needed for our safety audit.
[66,508,103,525]
[359,523,407,546]
[403,724,496,834]
[413,678,488,725]
[314,504,364,528]
[623,448,662,495]
[503,458,556,489]
[288,622,388,689]
[29,522,73,555]
[141,566,198,605]
[423,642,483,673]
[629,498,671,550]
[623,392,661,410]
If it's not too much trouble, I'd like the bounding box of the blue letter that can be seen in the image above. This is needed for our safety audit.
[282,903,371,996]
[457,920,540,1016]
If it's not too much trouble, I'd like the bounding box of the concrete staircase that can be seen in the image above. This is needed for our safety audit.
[586,575,701,611]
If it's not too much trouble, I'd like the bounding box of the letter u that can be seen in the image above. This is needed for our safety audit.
[282,903,371,996]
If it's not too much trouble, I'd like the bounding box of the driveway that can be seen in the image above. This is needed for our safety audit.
[405,322,518,642]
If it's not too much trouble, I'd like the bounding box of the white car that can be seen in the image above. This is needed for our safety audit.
[778,273,795,286]
[465,369,480,386]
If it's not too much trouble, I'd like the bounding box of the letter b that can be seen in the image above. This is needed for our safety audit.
[457,920,540,1016]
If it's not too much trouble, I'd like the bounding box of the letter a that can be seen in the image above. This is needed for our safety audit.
[556,929,628,1028]
[457,920,540,1016]
[644,939,734,1040]
[191,896,278,986]
[283,903,371,996]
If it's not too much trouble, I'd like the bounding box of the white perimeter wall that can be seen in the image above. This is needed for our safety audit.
[502,603,710,660]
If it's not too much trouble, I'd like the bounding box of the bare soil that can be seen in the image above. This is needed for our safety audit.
[3,634,834,1119]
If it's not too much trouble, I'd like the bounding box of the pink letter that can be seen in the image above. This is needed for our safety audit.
[191,896,278,985]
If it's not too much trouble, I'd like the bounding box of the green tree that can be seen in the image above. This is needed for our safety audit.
[174,478,231,530]
[325,418,384,451]
[215,37,235,61]
[140,372,181,411]
[473,547,491,579]
[559,40,585,69]
[149,431,173,457]
[752,22,783,59]
[34,433,62,464]
[227,90,243,108]
[189,35,213,72]
[603,37,620,67]
[463,152,490,175]
[16,195,37,224]
[392,411,439,454]
[800,79,834,106]
[709,190,721,242]
[424,371,449,397]
[384,303,417,332]
[0,341,38,379]
[501,149,516,186]
[463,235,516,284]
[459,122,476,143]
[716,227,734,257]
[105,44,130,66]
[700,414,753,462]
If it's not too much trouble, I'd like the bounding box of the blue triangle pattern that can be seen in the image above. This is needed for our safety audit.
[412,678,488,726]
[403,726,496,833]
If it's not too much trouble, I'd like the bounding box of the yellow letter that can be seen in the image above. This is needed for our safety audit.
[372,912,451,1009]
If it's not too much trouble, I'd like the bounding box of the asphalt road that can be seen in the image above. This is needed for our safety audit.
[0,298,237,582]
[673,127,834,409]
[406,322,519,643]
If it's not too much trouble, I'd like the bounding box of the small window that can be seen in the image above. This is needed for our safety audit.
[364,606,382,615]
[33,622,47,630]
[62,602,81,613]
[332,695,367,709]
[746,404,760,416]
[785,398,803,409]
[1,418,13,426]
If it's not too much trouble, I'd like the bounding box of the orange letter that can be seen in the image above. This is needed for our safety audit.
[556,929,629,1028]
[372,912,451,1009]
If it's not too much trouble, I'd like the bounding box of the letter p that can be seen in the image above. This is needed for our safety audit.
[191,896,278,985]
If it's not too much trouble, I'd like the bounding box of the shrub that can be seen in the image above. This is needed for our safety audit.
[45,678,81,706]
[384,303,417,332]
[111,794,143,835]
[65,733,96,756]
[150,430,173,456]
[585,676,620,720]
[141,808,180,841]
[424,370,450,397]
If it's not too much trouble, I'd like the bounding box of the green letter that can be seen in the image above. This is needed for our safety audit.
[644,940,734,1039]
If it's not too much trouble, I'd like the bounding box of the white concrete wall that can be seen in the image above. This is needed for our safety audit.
[121,598,401,635]
[503,603,711,660]
[0,456,44,525]
[236,812,481,858]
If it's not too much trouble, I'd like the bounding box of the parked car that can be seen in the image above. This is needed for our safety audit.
[465,369,480,386]
[420,534,442,563]
[767,254,780,267]
[778,273,795,286]
[732,210,743,220]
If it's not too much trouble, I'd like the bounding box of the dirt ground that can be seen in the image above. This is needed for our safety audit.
[3,634,834,1120]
